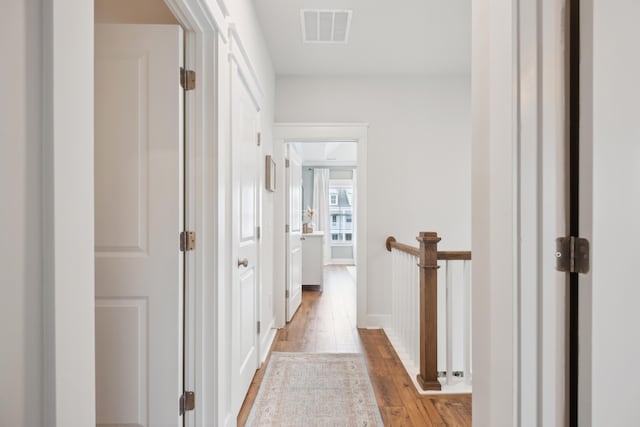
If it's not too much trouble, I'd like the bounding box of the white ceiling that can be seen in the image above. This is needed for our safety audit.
[253,0,471,76]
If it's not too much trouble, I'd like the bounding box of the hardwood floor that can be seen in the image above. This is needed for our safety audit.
[237,266,472,426]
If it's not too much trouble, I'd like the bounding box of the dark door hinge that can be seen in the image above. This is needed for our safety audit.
[285,289,290,299]
[257,132,261,146]
[180,67,196,91]
[555,236,590,274]
[179,391,195,415]
[180,231,196,252]
[256,226,261,240]
[257,321,261,334]
[285,159,290,168]
[285,224,290,233]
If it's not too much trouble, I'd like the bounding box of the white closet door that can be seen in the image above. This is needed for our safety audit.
[95,24,184,427]
[230,63,261,414]
[286,147,303,321]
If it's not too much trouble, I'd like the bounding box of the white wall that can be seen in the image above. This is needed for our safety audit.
[0,0,43,425]
[276,77,471,321]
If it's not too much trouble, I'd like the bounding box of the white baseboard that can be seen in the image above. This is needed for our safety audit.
[223,413,234,427]
[260,320,277,364]
[384,327,472,395]
[366,314,391,329]
[328,259,355,265]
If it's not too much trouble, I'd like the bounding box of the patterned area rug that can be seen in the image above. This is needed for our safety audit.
[246,352,384,427]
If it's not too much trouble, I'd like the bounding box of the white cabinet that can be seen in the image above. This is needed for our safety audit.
[301,232,324,291]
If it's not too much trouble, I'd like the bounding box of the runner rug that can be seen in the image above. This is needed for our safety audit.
[245,352,384,427]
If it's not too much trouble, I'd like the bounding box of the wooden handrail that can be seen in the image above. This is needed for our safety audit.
[385,236,420,257]
[385,233,472,392]
[386,237,471,261]
[438,251,472,261]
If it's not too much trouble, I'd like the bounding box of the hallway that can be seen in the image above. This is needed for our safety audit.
[238,266,472,426]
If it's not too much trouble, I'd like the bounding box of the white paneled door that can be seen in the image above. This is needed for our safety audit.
[95,24,184,427]
[286,147,303,321]
[230,64,261,414]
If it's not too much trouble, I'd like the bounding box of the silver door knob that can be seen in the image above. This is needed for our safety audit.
[300,237,306,240]
[238,258,249,268]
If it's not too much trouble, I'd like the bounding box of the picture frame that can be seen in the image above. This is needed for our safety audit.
[265,155,276,192]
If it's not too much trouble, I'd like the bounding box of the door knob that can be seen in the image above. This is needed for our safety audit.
[300,237,306,241]
[238,258,249,268]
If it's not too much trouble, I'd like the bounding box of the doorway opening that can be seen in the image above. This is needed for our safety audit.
[274,124,368,329]
[284,141,359,324]
[93,0,200,425]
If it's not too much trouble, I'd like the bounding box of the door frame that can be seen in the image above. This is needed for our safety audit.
[472,0,567,425]
[273,123,368,328]
[42,0,227,425]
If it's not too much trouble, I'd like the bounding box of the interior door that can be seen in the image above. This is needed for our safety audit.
[286,147,303,321]
[95,24,184,427]
[578,2,640,425]
[230,65,260,414]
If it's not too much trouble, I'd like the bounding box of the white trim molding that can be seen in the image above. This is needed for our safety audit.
[227,23,264,111]
[162,0,226,426]
[42,0,96,424]
[273,123,369,328]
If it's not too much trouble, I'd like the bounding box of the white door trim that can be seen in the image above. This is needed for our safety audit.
[273,123,369,328]
[43,0,225,425]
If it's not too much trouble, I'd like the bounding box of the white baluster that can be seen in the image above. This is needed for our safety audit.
[393,250,398,337]
[446,260,453,386]
[414,255,420,368]
[463,260,471,385]
[402,253,409,352]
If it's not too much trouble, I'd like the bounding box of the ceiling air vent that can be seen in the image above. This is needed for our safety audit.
[301,9,352,44]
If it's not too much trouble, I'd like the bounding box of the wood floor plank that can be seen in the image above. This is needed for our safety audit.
[380,406,413,427]
[237,266,472,426]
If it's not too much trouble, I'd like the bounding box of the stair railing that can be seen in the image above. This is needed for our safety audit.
[385,232,472,391]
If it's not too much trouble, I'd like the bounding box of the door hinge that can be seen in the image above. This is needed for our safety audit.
[285,159,290,168]
[179,391,195,415]
[285,224,290,233]
[256,226,261,240]
[257,321,261,334]
[180,67,196,91]
[285,289,290,299]
[180,231,196,252]
[555,236,590,274]
[257,132,261,146]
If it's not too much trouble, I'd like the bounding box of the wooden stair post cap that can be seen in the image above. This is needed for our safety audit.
[416,231,441,244]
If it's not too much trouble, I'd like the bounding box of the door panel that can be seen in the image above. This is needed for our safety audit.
[286,147,303,321]
[231,65,260,413]
[95,24,183,427]
[579,2,640,425]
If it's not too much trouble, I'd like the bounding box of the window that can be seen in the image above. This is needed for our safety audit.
[328,179,354,244]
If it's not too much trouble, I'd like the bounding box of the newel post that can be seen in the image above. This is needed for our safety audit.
[416,231,442,391]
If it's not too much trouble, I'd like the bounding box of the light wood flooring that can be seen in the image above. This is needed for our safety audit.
[238,266,472,426]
